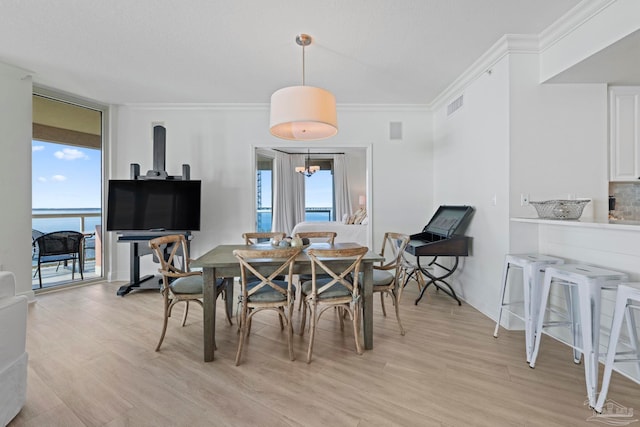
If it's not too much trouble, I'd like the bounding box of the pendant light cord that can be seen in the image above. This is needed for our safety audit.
[301,43,306,86]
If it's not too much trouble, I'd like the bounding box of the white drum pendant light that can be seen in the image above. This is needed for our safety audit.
[270,34,338,141]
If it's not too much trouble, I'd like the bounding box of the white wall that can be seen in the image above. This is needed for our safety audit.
[431,50,610,321]
[0,63,33,299]
[509,53,608,220]
[109,105,432,281]
[432,55,511,317]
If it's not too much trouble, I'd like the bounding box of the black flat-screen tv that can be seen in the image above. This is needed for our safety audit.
[106,180,201,232]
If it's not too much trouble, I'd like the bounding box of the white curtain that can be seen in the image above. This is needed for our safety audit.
[333,154,352,221]
[272,152,306,235]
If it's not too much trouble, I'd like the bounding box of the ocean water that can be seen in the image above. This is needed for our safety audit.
[32,208,101,234]
[256,210,331,232]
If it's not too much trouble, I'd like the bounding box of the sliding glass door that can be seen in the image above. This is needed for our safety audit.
[31,93,104,290]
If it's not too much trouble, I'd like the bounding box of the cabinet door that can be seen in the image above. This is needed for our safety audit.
[610,87,640,181]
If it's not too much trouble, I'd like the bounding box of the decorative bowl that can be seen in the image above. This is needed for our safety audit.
[529,199,590,220]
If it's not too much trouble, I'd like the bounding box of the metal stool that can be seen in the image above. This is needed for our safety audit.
[530,264,628,408]
[493,254,564,363]
[594,283,640,413]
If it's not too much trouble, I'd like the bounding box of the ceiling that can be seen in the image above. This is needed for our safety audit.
[1,0,582,106]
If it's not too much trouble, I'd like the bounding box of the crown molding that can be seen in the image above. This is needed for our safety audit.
[428,0,618,112]
[121,102,430,113]
[429,34,539,111]
[539,0,617,53]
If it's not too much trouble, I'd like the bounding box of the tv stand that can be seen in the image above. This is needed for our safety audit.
[116,125,193,297]
[116,231,189,296]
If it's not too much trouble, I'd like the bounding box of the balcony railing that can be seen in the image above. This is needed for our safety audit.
[32,209,101,265]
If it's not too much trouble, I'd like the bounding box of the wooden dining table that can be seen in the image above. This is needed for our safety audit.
[191,242,384,362]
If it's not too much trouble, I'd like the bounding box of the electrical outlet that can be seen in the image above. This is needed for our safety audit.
[520,194,529,206]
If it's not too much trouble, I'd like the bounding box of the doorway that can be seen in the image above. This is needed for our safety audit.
[31,93,105,290]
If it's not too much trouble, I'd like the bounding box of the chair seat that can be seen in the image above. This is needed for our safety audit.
[357,269,394,287]
[372,269,394,286]
[169,275,204,294]
[246,280,293,302]
[39,253,77,263]
[302,277,351,299]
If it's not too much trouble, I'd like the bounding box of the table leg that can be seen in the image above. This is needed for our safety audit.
[362,262,373,350]
[203,267,217,362]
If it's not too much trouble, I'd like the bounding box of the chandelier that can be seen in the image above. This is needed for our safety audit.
[270,34,338,141]
[295,150,320,177]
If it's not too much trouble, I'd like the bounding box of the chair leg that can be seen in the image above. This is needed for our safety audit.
[352,302,363,355]
[626,306,640,377]
[222,287,233,326]
[155,302,170,352]
[306,303,318,363]
[380,292,387,317]
[392,289,405,336]
[494,262,511,338]
[181,301,189,326]
[38,261,43,288]
[287,304,295,361]
[300,297,308,336]
[530,273,553,368]
[235,307,249,366]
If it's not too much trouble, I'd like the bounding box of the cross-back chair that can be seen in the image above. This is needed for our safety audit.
[300,245,368,363]
[242,232,286,245]
[293,231,336,244]
[372,232,411,335]
[233,246,301,365]
[293,231,337,310]
[149,234,231,352]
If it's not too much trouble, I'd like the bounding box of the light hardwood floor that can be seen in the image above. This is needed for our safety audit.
[9,279,640,427]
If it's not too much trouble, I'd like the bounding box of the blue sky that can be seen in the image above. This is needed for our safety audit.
[32,141,101,209]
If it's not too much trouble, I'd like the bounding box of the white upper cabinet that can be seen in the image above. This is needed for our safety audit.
[610,87,640,182]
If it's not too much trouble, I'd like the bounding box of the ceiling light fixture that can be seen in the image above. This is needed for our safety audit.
[295,150,320,177]
[270,34,338,141]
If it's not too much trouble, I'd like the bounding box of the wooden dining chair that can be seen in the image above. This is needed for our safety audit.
[233,246,301,365]
[293,231,336,244]
[242,232,286,245]
[293,231,337,310]
[149,234,231,352]
[371,232,411,335]
[299,246,368,363]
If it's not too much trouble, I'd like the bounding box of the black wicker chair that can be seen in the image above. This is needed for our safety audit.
[33,231,85,288]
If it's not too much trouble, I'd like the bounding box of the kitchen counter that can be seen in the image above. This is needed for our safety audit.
[511,214,640,383]
[511,216,640,231]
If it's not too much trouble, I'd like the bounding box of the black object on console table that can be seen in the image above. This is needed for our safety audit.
[405,205,474,306]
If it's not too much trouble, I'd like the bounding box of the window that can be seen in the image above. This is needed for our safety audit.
[255,150,335,232]
[256,153,273,232]
[32,93,104,290]
[304,164,334,222]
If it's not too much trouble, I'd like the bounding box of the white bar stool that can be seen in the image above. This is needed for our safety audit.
[594,283,640,413]
[529,264,629,408]
[493,254,564,362]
